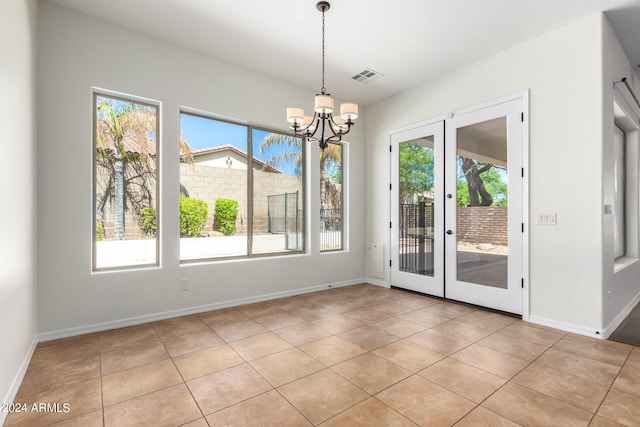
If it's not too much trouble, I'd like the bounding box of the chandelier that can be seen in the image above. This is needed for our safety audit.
[286,1,358,150]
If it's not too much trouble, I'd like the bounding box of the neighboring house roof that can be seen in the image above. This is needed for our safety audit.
[97,134,157,156]
[98,138,282,174]
[184,144,281,173]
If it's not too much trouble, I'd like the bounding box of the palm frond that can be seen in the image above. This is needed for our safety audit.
[263,151,302,176]
[259,133,301,155]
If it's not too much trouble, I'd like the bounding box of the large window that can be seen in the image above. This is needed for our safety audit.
[93,93,159,270]
[179,112,304,261]
[320,142,343,251]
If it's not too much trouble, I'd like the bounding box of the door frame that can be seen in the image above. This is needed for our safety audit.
[387,91,530,320]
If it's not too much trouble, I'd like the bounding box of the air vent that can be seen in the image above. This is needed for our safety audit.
[352,68,384,84]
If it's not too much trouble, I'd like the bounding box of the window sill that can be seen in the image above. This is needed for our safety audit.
[614,257,639,274]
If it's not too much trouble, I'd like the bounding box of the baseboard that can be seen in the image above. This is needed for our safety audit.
[38,279,367,342]
[364,277,388,287]
[1,334,38,426]
[527,315,605,339]
[602,291,640,339]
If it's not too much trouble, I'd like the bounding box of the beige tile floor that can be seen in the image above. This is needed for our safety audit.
[5,284,640,426]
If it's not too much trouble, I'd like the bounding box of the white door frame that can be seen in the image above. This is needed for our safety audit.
[388,91,529,319]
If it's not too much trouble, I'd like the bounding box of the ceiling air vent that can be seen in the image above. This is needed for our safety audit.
[352,68,383,84]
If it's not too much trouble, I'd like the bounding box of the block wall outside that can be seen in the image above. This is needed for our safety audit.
[179,163,303,235]
[456,206,508,246]
[94,163,304,239]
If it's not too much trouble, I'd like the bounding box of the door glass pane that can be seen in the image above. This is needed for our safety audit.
[456,117,508,288]
[399,138,435,276]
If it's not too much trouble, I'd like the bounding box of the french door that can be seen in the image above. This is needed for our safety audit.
[390,121,444,296]
[390,97,524,315]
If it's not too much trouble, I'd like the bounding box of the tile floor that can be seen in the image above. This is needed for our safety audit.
[5,284,640,427]
[610,301,640,347]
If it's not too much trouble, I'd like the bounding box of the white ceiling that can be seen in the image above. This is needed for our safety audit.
[45,0,640,106]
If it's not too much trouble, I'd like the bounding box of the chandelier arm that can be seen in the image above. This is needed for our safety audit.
[307,113,322,140]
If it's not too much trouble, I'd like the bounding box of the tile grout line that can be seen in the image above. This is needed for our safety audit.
[587,345,635,426]
[153,322,207,426]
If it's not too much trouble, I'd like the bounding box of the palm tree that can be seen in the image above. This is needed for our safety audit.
[96,98,193,240]
[96,99,156,240]
[259,133,341,184]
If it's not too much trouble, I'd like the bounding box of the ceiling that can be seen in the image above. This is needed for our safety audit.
[45,0,640,106]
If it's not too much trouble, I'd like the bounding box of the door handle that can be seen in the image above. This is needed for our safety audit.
[446,230,453,235]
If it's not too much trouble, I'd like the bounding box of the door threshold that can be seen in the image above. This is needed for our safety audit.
[391,286,522,319]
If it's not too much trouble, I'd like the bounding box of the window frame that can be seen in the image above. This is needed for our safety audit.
[92,90,161,271]
[178,110,306,263]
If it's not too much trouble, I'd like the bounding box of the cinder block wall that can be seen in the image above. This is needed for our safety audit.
[456,206,508,246]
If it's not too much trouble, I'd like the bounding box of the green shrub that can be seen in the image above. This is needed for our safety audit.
[96,221,104,241]
[215,198,239,235]
[140,207,157,237]
[180,196,208,237]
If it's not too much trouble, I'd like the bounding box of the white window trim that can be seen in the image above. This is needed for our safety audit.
[613,92,640,272]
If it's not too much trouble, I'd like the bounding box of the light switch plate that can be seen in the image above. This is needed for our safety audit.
[537,213,557,225]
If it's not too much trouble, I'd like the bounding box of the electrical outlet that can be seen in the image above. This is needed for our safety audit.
[180,279,189,292]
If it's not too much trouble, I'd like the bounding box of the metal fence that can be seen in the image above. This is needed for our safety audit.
[267,192,301,250]
[399,203,434,275]
[320,207,342,251]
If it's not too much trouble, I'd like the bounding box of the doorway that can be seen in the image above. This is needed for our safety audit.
[390,97,525,315]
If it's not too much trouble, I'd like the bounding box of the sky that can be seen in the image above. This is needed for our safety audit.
[180,113,300,176]
[97,96,336,178]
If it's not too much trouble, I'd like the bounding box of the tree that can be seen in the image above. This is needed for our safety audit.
[96,97,192,240]
[456,157,507,207]
[260,133,342,208]
[96,99,157,240]
[399,142,434,203]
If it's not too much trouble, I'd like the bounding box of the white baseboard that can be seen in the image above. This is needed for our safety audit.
[527,315,605,339]
[602,291,640,339]
[365,277,388,287]
[38,279,367,342]
[1,334,38,426]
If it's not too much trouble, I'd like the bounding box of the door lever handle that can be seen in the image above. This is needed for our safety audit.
[446,230,453,235]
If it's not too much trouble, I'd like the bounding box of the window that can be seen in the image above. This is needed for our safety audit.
[179,112,304,261]
[613,125,626,259]
[320,142,343,251]
[612,97,640,267]
[251,128,304,254]
[93,93,159,270]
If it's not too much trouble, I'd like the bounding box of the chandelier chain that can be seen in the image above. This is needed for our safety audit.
[321,7,326,94]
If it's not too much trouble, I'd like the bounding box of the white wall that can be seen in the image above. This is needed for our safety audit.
[602,15,640,330]
[366,14,605,332]
[37,3,366,336]
[0,0,39,421]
